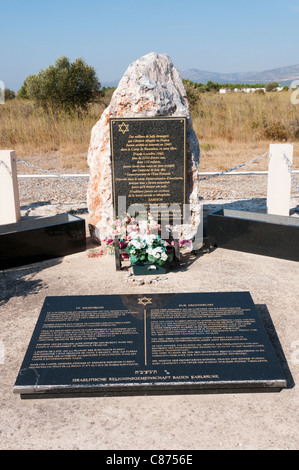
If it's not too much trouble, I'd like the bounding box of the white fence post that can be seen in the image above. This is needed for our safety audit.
[267,144,293,217]
[0,150,21,225]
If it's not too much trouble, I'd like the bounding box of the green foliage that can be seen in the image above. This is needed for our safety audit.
[182,80,202,114]
[22,56,100,111]
[17,79,29,99]
[206,81,221,92]
[265,82,280,92]
[101,86,116,94]
[4,88,15,100]
[126,235,170,266]
[182,79,267,94]
[227,83,266,90]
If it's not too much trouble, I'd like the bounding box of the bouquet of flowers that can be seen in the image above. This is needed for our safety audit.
[89,213,190,264]
[126,234,174,266]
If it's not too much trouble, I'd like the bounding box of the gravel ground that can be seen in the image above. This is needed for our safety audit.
[17,174,299,219]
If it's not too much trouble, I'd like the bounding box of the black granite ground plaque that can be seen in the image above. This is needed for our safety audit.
[14,292,287,398]
[110,117,186,219]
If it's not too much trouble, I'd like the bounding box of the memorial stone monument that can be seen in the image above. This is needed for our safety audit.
[87,52,200,242]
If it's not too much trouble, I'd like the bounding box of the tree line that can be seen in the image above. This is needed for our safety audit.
[182,79,289,93]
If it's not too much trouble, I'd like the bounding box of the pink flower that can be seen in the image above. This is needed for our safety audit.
[119,240,127,249]
[179,240,191,248]
[104,238,114,245]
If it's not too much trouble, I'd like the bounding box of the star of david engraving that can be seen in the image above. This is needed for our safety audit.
[118,122,129,134]
[138,297,152,306]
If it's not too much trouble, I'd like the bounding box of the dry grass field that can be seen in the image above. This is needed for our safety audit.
[0,91,299,174]
[0,99,107,173]
[192,91,299,171]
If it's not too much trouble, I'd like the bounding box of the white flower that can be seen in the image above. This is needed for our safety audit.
[147,246,165,259]
[143,234,157,245]
[128,237,147,250]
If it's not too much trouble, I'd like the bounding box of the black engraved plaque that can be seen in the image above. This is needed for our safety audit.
[110,117,187,219]
[14,292,287,398]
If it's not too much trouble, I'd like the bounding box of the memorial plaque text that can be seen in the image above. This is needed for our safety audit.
[14,292,286,398]
[110,117,186,218]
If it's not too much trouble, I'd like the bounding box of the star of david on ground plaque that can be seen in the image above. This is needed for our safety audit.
[138,297,152,306]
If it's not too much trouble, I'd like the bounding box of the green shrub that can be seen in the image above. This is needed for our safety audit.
[4,88,15,100]
[17,80,29,99]
[265,82,279,92]
[182,80,202,115]
[22,56,100,111]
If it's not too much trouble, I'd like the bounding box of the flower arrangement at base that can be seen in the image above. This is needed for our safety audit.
[126,234,174,275]
[88,213,191,273]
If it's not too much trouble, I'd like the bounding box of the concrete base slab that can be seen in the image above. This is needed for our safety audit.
[0,222,298,449]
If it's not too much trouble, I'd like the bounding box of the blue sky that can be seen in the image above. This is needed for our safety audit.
[1,0,299,91]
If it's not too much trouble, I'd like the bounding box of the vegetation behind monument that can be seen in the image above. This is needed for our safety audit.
[0,57,299,171]
[18,56,100,112]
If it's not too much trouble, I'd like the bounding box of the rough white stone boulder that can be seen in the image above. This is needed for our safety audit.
[87,52,200,241]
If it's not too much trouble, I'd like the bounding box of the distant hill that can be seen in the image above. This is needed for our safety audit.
[181,64,299,85]
[101,64,299,89]
[101,80,119,88]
